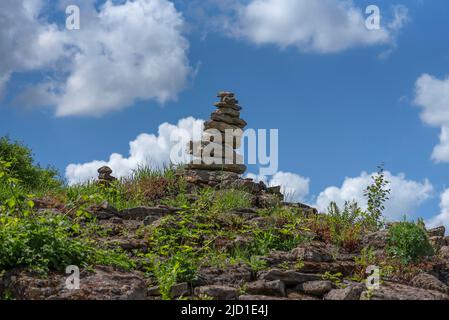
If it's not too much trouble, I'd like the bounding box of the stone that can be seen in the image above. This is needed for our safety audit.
[298,281,334,297]
[147,282,190,298]
[239,295,288,300]
[429,236,445,250]
[245,280,286,297]
[194,285,238,300]
[255,193,283,208]
[260,269,321,286]
[290,242,335,263]
[211,113,247,127]
[214,102,242,111]
[410,273,449,294]
[428,226,446,238]
[187,163,247,175]
[215,107,240,118]
[287,291,320,300]
[324,284,365,300]
[1,266,147,300]
[439,246,449,260]
[362,229,389,249]
[106,238,147,251]
[197,264,253,286]
[361,282,449,300]
[118,206,180,220]
[204,120,245,132]
[97,166,117,184]
[89,201,119,220]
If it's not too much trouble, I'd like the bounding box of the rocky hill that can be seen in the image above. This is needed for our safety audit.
[1,163,449,300]
[1,93,449,301]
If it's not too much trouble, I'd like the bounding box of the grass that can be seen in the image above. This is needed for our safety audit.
[1,136,438,300]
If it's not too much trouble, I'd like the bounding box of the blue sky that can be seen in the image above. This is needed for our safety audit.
[1,0,449,226]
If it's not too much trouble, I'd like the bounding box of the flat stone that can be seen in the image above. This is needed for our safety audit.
[411,273,449,294]
[194,285,238,300]
[290,242,335,263]
[204,120,245,132]
[197,264,253,286]
[439,245,449,260]
[214,101,242,110]
[118,206,180,220]
[428,226,446,238]
[187,163,247,174]
[324,284,365,300]
[361,282,449,300]
[245,280,286,297]
[260,269,321,286]
[215,107,240,118]
[89,201,119,220]
[429,236,445,250]
[298,281,334,297]
[1,266,147,300]
[148,282,190,298]
[239,295,289,300]
[211,113,247,127]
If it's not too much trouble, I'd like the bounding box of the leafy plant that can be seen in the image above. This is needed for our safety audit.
[386,219,434,264]
[363,164,391,229]
[0,136,61,192]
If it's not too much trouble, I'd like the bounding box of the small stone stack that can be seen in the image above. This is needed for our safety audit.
[187,91,247,175]
[97,166,117,185]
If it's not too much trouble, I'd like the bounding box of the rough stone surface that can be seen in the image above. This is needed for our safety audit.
[197,264,253,286]
[118,206,179,220]
[260,269,321,286]
[324,284,365,300]
[410,273,449,294]
[194,285,238,300]
[0,266,147,300]
[428,226,446,238]
[239,295,289,300]
[147,282,190,298]
[298,281,334,297]
[245,280,286,297]
[361,282,449,300]
[362,229,389,249]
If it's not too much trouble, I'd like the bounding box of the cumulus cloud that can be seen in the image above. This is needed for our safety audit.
[65,117,204,184]
[414,74,449,162]
[246,171,310,202]
[315,171,433,220]
[2,0,192,117]
[427,189,449,230]
[223,0,408,53]
[0,0,67,95]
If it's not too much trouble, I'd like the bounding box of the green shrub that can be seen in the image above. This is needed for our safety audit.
[0,136,61,192]
[363,165,390,229]
[387,220,434,264]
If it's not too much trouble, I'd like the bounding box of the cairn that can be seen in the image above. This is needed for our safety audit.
[97,166,117,185]
[187,91,247,175]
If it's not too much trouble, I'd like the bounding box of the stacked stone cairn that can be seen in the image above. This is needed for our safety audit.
[97,166,117,186]
[180,91,288,208]
[187,91,247,175]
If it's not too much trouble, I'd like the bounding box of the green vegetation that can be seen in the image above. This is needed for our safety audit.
[0,137,60,193]
[310,166,391,251]
[0,137,441,299]
[387,219,434,264]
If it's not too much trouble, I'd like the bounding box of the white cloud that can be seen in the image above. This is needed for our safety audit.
[315,171,433,220]
[414,74,449,162]
[0,0,67,95]
[65,117,204,184]
[2,0,192,117]
[246,171,310,202]
[224,0,408,53]
[426,189,449,231]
